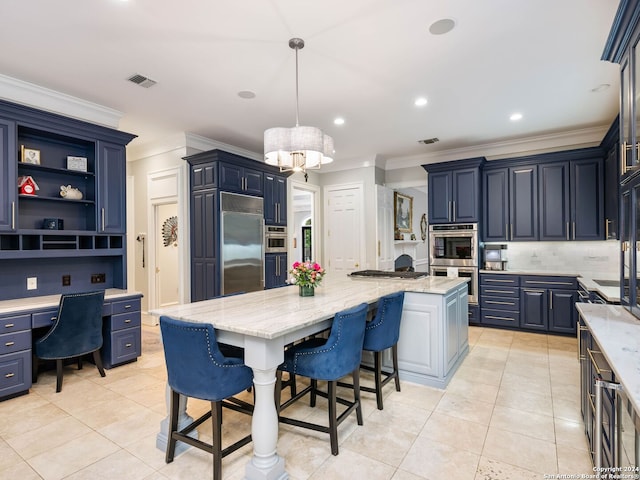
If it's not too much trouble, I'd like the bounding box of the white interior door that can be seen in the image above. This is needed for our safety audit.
[155,203,179,308]
[324,183,365,273]
[376,184,394,271]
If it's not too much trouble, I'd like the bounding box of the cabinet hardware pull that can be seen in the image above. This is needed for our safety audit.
[505,223,508,240]
[124,319,131,323]
[11,201,15,230]
[484,279,514,283]
[637,241,640,251]
[486,300,514,305]
[605,219,610,239]
[587,349,611,375]
[125,343,133,348]
[510,224,513,241]
[101,208,105,231]
[524,280,573,286]
[5,373,14,378]
[452,201,456,222]
[523,289,545,293]
[193,168,202,173]
[124,305,131,309]
[4,324,14,328]
[484,289,511,294]
[622,241,629,252]
[485,315,515,321]
[622,142,628,175]
[5,342,14,346]
[572,222,576,240]
[577,290,590,299]
[549,291,553,309]
[51,317,57,321]
[448,201,452,221]
[566,222,569,240]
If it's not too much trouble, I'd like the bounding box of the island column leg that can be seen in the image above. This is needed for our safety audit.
[243,337,288,480]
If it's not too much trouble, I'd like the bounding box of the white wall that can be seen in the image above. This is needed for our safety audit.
[394,186,428,271]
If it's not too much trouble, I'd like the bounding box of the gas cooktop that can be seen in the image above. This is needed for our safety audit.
[349,270,428,279]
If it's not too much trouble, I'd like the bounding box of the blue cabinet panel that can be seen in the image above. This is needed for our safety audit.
[264,174,287,225]
[571,158,604,240]
[539,162,570,240]
[520,288,548,330]
[96,141,126,233]
[483,169,509,241]
[510,165,538,241]
[453,168,479,223]
[191,162,216,190]
[549,289,577,334]
[265,253,288,289]
[190,188,218,301]
[428,171,452,224]
[0,350,31,399]
[0,119,16,232]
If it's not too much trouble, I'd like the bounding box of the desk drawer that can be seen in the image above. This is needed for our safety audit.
[32,310,58,329]
[0,330,31,355]
[0,350,31,397]
[111,298,141,316]
[102,327,141,368]
[110,312,141,331]
[0,314,31,332]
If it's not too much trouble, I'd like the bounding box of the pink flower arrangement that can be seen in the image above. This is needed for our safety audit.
[290,261,326,288]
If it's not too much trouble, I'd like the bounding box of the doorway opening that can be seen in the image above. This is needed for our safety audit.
[291,181,320,264]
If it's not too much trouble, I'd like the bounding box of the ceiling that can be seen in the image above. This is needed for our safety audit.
[0,0,622,172]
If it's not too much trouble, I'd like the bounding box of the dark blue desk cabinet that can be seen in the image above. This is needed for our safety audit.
[184,149,291,301]
[0,291,142,400]
[0,99,136,300]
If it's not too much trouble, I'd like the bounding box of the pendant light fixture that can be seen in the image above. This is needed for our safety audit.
[264,38,334,173]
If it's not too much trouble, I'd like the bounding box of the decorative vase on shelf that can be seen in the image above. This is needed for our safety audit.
[299,285,315,297]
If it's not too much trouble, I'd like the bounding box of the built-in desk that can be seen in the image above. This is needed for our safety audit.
[0,289,143,400]
[151,274,467,480]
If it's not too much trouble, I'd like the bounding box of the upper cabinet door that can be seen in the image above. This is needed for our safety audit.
[96,141,126,233]
[264,174,286,225]
[483,168,509,241]
[539,162,570,241]
[509,165,538,241]
[0,119,16,232]
[428,171,452,224]
[571,158,604,240]
[452,168,479,223]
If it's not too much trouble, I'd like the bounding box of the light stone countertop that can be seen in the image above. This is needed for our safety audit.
[150,274,467,340]
[0,289,143,315]
[576,303,640,417]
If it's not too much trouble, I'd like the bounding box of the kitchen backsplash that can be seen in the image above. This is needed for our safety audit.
[496,240,619,277]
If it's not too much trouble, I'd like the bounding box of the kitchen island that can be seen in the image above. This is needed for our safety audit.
[150,273,468,480]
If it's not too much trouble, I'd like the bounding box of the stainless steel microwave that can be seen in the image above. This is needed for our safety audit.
[429,223,478,267]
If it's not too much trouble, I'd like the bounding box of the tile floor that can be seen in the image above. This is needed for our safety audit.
[0,320,593,480]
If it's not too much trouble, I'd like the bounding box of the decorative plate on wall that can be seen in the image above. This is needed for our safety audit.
[162,216,178,247]
[420,213,427,241]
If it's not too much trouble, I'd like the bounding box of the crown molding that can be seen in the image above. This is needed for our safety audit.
[184,133,263,161]
[384,125,610,170]
[0,74,122,128]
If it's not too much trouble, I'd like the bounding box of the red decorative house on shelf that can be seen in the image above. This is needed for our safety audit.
[17,176,39,195]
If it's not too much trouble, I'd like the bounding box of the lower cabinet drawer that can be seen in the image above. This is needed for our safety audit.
[481,296,520,312]
[102,327,141,368]
[32,309,58,329]
[110,312,141,332]
[481,309,520,327]
[0,350,32,398]
[0,330,31,355]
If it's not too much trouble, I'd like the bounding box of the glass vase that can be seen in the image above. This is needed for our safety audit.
[299,285,315,297]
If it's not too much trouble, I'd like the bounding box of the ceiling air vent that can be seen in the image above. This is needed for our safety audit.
[418,137,439,145]
[127,74,157,88]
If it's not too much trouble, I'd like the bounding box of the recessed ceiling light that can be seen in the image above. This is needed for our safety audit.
[333,117,345,125]
[414,97,428,107]
[429,18,456,35]
[591,83,611,93]
[237,90,256,99]
[510,113,523,121]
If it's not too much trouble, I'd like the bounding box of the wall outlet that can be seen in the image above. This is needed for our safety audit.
[27,277,37,290]
[91,273,106,284]
[62,275,71,286]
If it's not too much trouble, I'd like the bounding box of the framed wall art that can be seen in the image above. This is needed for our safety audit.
[21,146,41,165]
[394,192,413,233]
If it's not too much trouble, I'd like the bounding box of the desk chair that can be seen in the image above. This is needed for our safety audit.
[33,291,106,393]
[160,315,253,480]
[275,303,368,455]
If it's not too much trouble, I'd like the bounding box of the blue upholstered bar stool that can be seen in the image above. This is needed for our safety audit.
[361,291,404,410]
[275,303,369,455]
[33,291,106,393]
[159,316,254,480]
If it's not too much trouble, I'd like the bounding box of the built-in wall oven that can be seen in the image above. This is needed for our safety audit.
[265,225,287,253]
[431,266,478,305]
[429,224,478,304]
[429,224,478,267]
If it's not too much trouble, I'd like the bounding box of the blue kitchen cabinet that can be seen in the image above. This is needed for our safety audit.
[0,119,16,232]
[424,158,484,224]
[96,141,126,233]
[479,274,520,327]
[520,275,577,334]
[571,157,604,240]
[265,253,288,289]
[601,119,619,240]
[191,161,216,190]
[482,164,537,241]
[219,161,263,196]
[539,162,570,241]
[482,168,509,241]
[264,174,287,225]
[548,289,577,334]
[190,186,218,301]
[509,165,538,241]
[520,287,548,331]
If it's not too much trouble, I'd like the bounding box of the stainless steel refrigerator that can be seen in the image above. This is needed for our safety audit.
[220,192,264,295]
